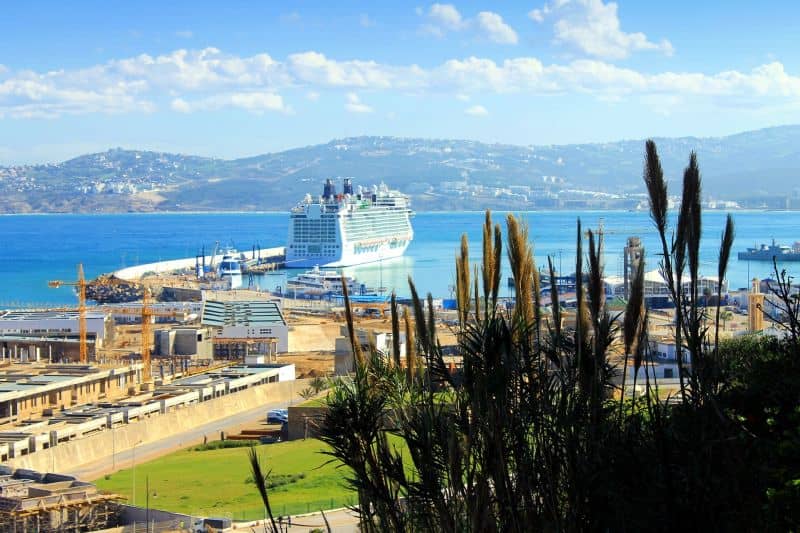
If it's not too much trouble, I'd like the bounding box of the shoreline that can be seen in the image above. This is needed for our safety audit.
[1,207,795,217]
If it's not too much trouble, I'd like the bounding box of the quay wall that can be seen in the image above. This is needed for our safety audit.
[7,378,309,474]
[114,246,286,280]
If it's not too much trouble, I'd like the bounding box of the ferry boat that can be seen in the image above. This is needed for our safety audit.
[217,251,244,289]
[738,240,800,261]
[286,178,413,268]
[286,266,372,298]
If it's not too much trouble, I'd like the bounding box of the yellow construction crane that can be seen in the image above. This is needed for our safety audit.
[48,264,89,363]
[49,265,163,384]
[108,288,182,385]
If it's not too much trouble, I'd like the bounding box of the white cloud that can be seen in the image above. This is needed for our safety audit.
[530,0,673,60]
[175,30,193,39]
[345,92,373,113]
[169,92,288,114]
[476,12,518,44]
[465,104,488,116]
[2,46,800,118]
[288,51,398,89]
[421,5,518,45]
[429,4,466,31]
[528,8,546,23]
[170,97,191,113]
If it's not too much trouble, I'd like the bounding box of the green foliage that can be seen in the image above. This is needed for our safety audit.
[298,387,316,400]
[320,142,800,532]
[244,472,306,489]
[192,439,259,451]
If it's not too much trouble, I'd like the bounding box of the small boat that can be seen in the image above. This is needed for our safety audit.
[217,250,244,289]
[738,240,800,262]
[286,265,373,298]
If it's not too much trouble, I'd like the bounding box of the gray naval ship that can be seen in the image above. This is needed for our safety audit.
[738,239,800,261]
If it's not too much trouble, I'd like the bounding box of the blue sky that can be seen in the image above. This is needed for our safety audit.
[1,0,799,164]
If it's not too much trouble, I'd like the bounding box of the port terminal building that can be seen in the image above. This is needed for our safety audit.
[201,299,289,360]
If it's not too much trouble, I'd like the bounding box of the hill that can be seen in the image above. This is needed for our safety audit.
[1,126,799,212]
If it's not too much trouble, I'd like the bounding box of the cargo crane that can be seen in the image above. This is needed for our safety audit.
[48,264,89,363]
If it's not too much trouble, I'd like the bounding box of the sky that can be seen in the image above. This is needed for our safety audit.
[1,0,800,164]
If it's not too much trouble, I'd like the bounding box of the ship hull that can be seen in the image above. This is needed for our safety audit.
[738,252,800,261]
[287,239,410,268]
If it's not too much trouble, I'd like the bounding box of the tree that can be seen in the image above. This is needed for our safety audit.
[298,387,315,401]
[720,309,734,329]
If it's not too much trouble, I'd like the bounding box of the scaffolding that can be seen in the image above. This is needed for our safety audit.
[0,478,122,532]
[211,336,278,362]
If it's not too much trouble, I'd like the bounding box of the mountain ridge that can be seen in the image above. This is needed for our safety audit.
[1,125,799,213]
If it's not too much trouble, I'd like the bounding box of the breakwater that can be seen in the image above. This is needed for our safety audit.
[113,246,286,280]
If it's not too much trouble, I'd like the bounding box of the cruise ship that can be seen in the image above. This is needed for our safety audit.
[286,178,413,268]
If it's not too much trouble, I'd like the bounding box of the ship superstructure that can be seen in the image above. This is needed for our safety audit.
[738,239,800,261]
[286,178,414,267]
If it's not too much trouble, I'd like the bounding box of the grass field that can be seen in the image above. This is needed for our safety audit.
[94,439,355,520]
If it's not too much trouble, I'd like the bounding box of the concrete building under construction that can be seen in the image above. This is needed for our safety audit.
[0,467,121,532]
[0,364,142,428]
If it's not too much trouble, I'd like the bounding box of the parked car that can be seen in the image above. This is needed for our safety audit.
[267,408,289,424]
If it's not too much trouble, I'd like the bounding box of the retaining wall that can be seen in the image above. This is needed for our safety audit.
[7,378,309,474]
[287,406,328,441]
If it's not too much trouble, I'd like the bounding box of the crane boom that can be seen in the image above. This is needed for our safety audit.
[49,266,156,385]
[48,264,89,364]
[78,264,87,364]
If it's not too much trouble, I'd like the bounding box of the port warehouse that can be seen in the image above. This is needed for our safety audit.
[0,363,294,462]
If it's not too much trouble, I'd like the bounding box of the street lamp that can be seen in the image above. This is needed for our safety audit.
[132,439,143,505]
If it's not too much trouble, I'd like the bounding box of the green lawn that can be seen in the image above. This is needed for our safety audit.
[94,439,355,520]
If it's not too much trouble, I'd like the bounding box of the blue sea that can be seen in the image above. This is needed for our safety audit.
[1,210,799,306]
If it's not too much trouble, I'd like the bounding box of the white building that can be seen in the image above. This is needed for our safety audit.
[201,300,289,354]
[0,310,109,349]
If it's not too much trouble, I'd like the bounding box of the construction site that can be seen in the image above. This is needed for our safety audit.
[0,467,121,532]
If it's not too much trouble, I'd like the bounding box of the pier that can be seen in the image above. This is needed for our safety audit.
[113,246,286,280]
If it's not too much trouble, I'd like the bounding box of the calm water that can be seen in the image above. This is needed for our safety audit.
[1,210,798,306]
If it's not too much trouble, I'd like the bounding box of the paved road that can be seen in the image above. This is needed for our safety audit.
[242,508,361,533]
[66,398,295,481]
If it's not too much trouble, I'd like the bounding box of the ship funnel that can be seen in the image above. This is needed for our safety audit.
[343,178,354,195]
[323,178,336,200]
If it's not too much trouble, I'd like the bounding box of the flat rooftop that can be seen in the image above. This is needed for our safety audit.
[0,363,142,404]
[201,299,286,327]
[0,310,106,321]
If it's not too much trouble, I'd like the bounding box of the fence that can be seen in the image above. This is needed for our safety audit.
[203,494,358,522]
